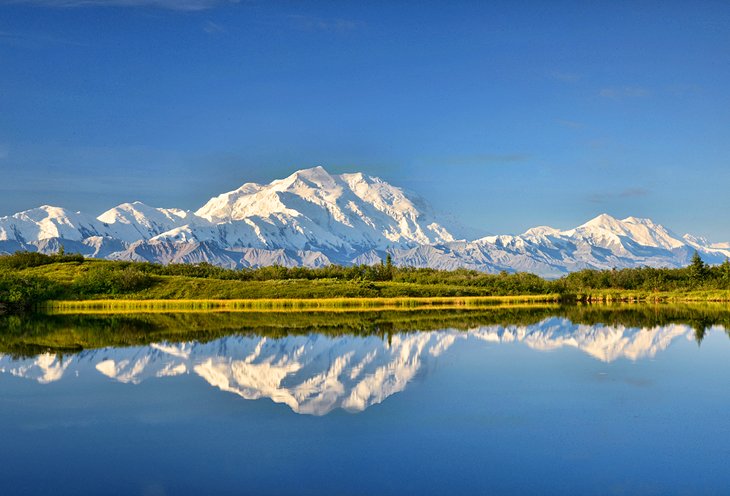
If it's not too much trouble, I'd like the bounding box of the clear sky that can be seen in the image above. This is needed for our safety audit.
[1,0,729,240]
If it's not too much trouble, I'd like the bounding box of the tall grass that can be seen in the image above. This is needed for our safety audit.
[43,294,562,314]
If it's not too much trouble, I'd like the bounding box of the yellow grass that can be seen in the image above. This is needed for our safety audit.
[43,294,561,314]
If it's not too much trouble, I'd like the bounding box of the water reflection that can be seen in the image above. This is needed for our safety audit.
[1,314,726,415]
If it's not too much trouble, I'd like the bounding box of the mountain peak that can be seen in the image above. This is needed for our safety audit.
[622,215,656,226]
[277,165,336,188]
[570,213,685,250]
[581,213,621,228]
[287,165,331,178]
[15,205,86,222]
[523,225,560,237]
[302,165,329,174]
[0,204,97,242]
[191,166,456,249]
[3,169,730,273]
[24,205,71,216]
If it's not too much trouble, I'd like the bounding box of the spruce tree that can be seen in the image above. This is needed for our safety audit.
[722,258,730,282]
[385,253,393,280]
[689,250,708,282]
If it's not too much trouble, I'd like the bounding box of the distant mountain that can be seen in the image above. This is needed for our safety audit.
[0,320,706,415]
[1,166,728,275]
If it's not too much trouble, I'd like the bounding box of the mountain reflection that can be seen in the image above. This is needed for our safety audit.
[1,317,725,415]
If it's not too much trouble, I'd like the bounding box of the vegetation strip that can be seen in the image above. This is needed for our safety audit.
[42,297,560,313]
[1,251,730,314]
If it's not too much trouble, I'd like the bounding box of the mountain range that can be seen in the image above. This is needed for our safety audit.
[1,166,728,277]
[0,320,709,415]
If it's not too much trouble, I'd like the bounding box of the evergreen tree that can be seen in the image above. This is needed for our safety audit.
[689,250,708,282]
[376,253,393,281]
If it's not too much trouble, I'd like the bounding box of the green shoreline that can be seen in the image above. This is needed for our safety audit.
[36,290,730,315]
[2,252,730,314]
[572,290,730,303]
[40,295,561,314]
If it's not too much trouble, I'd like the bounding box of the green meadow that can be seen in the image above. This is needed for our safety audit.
[1,251,729,314]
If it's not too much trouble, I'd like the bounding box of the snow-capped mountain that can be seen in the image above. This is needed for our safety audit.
[1,166,728,275]
[0,205,100,243]
[0,320,715,415]
[194,166,455,249]
[97,201,192,243]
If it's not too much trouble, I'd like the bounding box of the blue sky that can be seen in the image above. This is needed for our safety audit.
[1,0,729,239]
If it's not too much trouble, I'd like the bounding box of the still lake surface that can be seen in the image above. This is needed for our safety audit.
[1,306,729,495]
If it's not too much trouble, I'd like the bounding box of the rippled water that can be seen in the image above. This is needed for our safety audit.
[1,307,729,495]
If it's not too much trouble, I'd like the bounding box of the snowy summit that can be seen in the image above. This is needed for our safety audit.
[0,167,728,276]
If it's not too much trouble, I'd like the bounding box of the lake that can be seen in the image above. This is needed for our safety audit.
[1,305,729,495]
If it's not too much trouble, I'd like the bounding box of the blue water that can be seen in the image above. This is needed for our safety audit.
[1,316,729,495]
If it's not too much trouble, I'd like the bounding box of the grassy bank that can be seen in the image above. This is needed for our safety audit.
[2,251,730,313]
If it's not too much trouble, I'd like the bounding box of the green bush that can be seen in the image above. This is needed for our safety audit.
[73,267,154,295]
[0,273,62,311]
[0,251,84,270]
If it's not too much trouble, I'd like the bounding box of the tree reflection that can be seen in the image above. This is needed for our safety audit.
[0,303,729,357]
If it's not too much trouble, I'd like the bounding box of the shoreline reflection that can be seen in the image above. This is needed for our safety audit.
[1,317,725,415]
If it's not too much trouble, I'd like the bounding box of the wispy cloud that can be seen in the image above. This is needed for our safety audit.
[588,187,649,204]
[443,154,531,167]
[599,86,651,100]
[203,20,226,34]
[288,14,359,33]
[3,0,239,10]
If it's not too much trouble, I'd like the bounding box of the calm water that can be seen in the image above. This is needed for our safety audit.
[1,307,729,495]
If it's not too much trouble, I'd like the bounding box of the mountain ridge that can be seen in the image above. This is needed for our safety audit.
[1,166,728,276]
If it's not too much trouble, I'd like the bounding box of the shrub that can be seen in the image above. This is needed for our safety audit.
[0,251,84,270]
[0,273,62,311]
[73,267,154,295]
